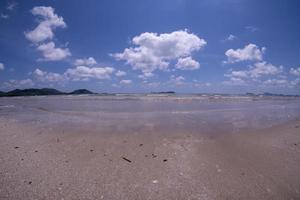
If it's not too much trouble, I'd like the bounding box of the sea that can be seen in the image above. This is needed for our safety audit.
[1,94,300,135]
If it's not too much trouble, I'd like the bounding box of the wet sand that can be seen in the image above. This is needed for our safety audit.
[0,96,300,199]
[0,118,300,199]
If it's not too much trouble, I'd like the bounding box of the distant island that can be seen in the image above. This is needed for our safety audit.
[150,91,176,94]
[69,89,95,95]
[0,88,299,97]
[0,88,95,97]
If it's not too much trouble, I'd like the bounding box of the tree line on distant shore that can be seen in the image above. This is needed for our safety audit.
[0,88,299,97]
[0,88,94,97]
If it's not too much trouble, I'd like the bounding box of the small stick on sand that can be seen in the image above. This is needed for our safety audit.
[122,157,132,163]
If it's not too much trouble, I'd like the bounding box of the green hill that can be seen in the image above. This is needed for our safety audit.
[69,89,94,95]
[4,88,65,97]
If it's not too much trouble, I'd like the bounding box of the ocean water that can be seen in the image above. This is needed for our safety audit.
[1,95,300,135]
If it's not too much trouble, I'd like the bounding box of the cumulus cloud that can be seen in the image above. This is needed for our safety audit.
[0,63,4,70]
[290,67,300,76]
[120,79,132,84]
[37,42,71,61]
[65,66,114,81]
[74,57,97,66]
[32,65,115,83]
[249,62,283,78]
[224,62,283,85]
[24,6,70,62]
[225,43,266,63]
[225,70,247,78]
[223,72,247,85]
[229,70,248,78]
[33,68,66,82]
[176,56,200,70]
[224,42,288,86]
[115,70,127,77]
[224,70,248,85]
[112,30,206,75]
[25,6,66,43]
[2,79,34,89]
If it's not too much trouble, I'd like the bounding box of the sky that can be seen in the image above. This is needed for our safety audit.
[0,0,300,94]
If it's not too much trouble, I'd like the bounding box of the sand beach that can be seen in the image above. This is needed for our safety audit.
[0,95,300,200]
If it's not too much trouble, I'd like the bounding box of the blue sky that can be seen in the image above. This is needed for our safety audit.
[0,0,300,94]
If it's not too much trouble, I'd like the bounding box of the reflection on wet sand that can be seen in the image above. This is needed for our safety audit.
[0,95,300,199]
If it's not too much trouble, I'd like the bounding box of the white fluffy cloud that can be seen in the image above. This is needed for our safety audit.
[224,62,283,85]
[249,62,282,78]
[112,30,206,74]
[290,67,300,76]
[37,42,71,61]
[3,79,35,89]
[224,70,248,85]
[74,57,97,66]
[120,79,132,84]
[176,56,200,70]
[32,66,115,83]
[0,63,4,70]
[65,66,114,81]
[33,68,66,82]
[225,70,246,79]
[115,70,127,77]
[25,6,66,43]
[25,6,70,62]
[225,43,266,63]
[223,42,289,86]
[229,70,248,78]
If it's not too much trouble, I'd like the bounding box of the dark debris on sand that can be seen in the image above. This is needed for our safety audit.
[122,157,132,163]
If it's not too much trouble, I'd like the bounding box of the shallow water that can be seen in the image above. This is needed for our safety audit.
[1,95,300,135]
